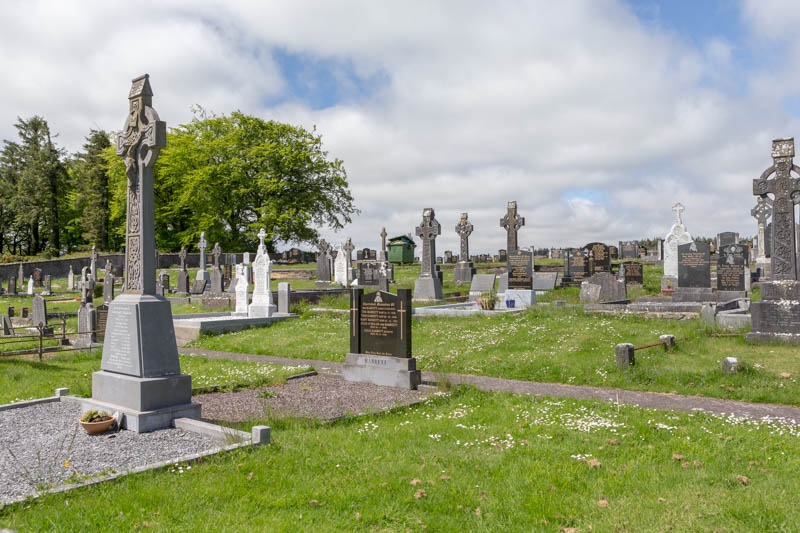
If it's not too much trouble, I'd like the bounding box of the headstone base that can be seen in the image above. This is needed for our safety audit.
[453,261,476,285]
[80,396,200,433]
[671,287,715,302]
[195,270,210,282]
[497,272,509,294]
[413,276,442,301]
[341,353,421,390]
[315,281,332,288]
[660,276,677,292]
[248,303,276,318]
[746,280,800,344]
[717,290,747,302]
[503,289,535,309]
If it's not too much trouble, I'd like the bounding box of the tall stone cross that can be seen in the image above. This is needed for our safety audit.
[90,245,98,279]
[672,202,685,226]
[117,74,166,294]
[753,137,800,280]
[380,227,387,253]
[751,196,773,260]
[198,232,208,271]
[344,238,355,263]
[416,208,441,277]
[499,201,525,253]
[455,212,473,261]
[178,246,187,271]
[212,242,222,269]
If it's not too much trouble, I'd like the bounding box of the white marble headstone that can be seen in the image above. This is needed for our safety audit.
[27,276,34,295]
[235,264,249,315]
[334,246,348,285]
[664,203,693,278]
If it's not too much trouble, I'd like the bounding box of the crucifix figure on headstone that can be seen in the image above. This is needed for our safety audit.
[753,138,800,280]
[500,201,525,253]
[179,246,187,271]
[751,196,773,261]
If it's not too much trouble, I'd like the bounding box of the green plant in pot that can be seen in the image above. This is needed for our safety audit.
[478,289,498,311]
[79,409,114,435]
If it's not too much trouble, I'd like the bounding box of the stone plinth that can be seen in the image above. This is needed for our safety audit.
[414,275,442,301]
[671,287,715,302]
[503,289,535,309]
[746,280,800,343]
[453,261,476,285]
[342,353,421,390]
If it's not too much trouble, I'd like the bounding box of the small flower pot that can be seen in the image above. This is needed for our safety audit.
[80,417,114,435]
[661,289,674,296]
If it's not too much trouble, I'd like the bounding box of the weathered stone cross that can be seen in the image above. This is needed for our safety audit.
[672,202,685,226]
[380,227,387,253]
[416,208,441,277]
[198,232,208,271]
[257,228,267,253]
[116,74,166,294]
[455,212,473,262]
[753,137,800,280]
[179,246,187,271]
[344,238,355,260]
[499,201,525,253]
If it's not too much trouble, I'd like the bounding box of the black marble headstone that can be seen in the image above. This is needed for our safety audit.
[621,261,643,284]
[619,241,639,260]
[358,262,380,286]
[717,243,746,292]
[508,249,533,289]
[678,242,710,288]
[583,242,611,271]
[349,288,411,358]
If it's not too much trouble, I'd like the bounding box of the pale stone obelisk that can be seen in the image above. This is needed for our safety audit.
[86,74,199,432]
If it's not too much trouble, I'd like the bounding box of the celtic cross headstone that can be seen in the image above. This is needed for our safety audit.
[87,74,199,431]
[414,208,443,300]
[499,201,525,253]
[453,212,476,284]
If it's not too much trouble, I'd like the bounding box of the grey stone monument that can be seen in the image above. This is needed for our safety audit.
[89,245,98,281]
[500,201,525,254]
[316,239,332,285]
[17,263,23,287]
[234,263,249,315]
[76,301,96,348]
[751,195,772,279]
[176,246,189,294]
[196,232,210,281]
[453,213,476,285]
[84,74,199,432]
[378,227,388,262]
[103,272,115,304]
[42,275,52,295]
[748,138,800,343]
[31,294,47,328]
[344,238,356,282]
[67,265,75,291]
[209,242,223,294]
[414,208,443,301]
[278,282,290,314]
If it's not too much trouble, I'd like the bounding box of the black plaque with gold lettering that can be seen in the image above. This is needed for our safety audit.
[678,241,710,288]
[508,249,533,289]
[621,261,643,284]
[349,288,411,358]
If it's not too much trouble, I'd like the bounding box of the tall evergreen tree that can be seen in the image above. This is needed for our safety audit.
[70,130,112,250]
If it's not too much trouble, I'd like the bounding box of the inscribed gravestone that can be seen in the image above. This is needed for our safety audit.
[621,261,643,284]
[43,275,52,295]
[508,249,533,289]
[664,202,693,279]
[678,241,710,288]
[234,263,249,315]
[583,243,610,271]
[95,304,109,343]
[8,277,16,296]
[717,232,739,249]
[334,245,349,285]
[717,243,746,298]
[89,74,197,432]
[619,241,639,260]
[31,294,47,327]
[469,274,496,300]
[316,239,332,283]
[358,262,380,286]
[33,268,43,287]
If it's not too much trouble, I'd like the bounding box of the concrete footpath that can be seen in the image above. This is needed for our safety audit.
[179,348,800,426]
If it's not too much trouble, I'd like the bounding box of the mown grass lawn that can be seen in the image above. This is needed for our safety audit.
[0,350,311,405]
[189,305,800,406]
[2,387,798,531]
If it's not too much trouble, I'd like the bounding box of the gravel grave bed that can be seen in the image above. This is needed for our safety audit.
[195,373,430,422]
[0,400,219,504]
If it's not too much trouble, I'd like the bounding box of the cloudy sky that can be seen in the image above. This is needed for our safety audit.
[2,0,800,255]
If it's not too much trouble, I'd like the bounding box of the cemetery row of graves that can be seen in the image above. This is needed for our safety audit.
[2,76,800,531]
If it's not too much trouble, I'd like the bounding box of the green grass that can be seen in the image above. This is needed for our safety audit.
[0,350,311,404]
[189,306,800,406]
[2,387,799,531]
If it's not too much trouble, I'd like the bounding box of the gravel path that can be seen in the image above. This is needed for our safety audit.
[0,400,218,503]
[181,348,800,425]
[195,373,428,422]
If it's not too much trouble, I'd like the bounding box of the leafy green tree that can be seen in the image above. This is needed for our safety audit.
[0,116,67,255]
[69,130,112,250]
[107,110,356,252]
